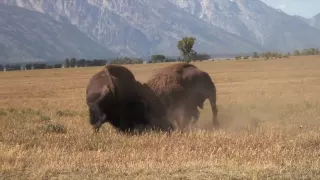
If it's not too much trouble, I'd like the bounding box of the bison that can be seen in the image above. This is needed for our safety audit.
[146,62,219,131]
[85,64,174,134]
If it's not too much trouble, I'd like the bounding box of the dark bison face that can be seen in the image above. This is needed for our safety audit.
[122,99,151,131]
[126,82,175,133]
[130,97,173,133]
[88,104,107,132]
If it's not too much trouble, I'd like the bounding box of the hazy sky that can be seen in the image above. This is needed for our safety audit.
[261,0,320,18]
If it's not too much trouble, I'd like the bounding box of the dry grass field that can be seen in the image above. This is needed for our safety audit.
[1,56,320,179]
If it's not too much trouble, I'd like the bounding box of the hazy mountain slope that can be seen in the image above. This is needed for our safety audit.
[309,13,320,30]
[168,0,320,51]
[1,0,263,57]
[0,4,116,64]
[294,15,309,23]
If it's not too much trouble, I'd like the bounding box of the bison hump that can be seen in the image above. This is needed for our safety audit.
[86,84,112,104]
[147,72,184,95]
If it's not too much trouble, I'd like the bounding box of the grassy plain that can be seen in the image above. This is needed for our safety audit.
[1,56,320,179]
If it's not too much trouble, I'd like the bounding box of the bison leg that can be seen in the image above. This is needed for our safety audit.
[189,107,200,126]
[170,106,183,130]
[174,105,191,132]
[181,108,198,131]
[176,102,199,131]
[167,104,188,132]
[208,92,219,129]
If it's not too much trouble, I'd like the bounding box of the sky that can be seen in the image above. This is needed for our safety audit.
[261,0,320,18]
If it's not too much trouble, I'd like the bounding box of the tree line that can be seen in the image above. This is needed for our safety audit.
[0,54,212,72]
[0,36,210,71]
[0,57,144,71]
[234,47,320,60]
[1,36,319,72]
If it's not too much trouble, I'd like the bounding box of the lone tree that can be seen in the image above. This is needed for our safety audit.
[177,36,197,63]
[293,49,300,56]
[252,52,259,58]
[70,58,77,67]
[64,58,70,68]
[151,54,166,63]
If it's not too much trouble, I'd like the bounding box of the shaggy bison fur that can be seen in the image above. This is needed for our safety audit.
[146,63,219,130]
[85,64,174,134]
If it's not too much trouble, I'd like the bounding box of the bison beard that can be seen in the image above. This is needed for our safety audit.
[86,64,174,134]
[146,62,219,131]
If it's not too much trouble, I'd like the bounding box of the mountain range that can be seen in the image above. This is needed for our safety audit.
[0,0,320,63]
[309,13,320,30]
[168,0,320,52]
[0,4,116,63]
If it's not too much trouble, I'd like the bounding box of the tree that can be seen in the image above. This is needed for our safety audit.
[25,63,33,70]
[309,48,319,55]
[252,52,259,58]
[191,53,211,61]
[261,52,271,59]
[302,49,310,56]
[33,63,47,69]
[70,58,77,67]
[271,52,278,58]
[64,58,70,68]
[54,64,62,68]
[177,36,197,63]
[293,50,300,56]
[77,59,86,67]
[235,56,241,60]
[151,54,166,62]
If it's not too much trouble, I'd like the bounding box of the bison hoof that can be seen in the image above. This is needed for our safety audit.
[92,130,99,135]
[212,122,220,129]
[92,126,101,134]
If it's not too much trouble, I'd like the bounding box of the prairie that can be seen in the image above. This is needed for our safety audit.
[1,56,320,179]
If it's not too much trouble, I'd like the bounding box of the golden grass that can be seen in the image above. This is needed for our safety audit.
[1,56,320,179]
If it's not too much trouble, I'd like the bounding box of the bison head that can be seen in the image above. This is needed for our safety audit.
[135,82,175,133]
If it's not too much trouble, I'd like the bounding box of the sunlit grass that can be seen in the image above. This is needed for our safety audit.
[1,55,320,179]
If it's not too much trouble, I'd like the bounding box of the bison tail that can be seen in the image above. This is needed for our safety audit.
[208,88,219,129]
[88,104,106,132]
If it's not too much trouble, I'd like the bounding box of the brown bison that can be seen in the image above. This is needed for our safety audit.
[85,64,174,134]
[146,63,219,131]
